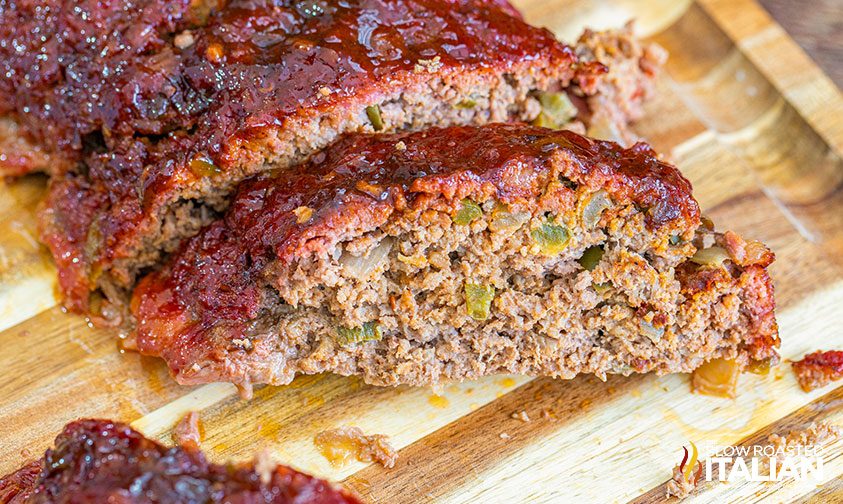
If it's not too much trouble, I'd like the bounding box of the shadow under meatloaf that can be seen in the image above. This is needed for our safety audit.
[13,0,666,318]
[0,419,359,503]
[131,123,779,398]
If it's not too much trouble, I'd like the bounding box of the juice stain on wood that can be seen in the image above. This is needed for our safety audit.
[428,394,450,409]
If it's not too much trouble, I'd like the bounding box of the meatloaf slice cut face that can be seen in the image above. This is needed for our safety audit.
[0,419,359,503]
[131,124,779,397]
[29,4,665,317]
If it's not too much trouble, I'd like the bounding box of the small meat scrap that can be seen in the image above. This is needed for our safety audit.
[768,422,841,469]
[665,462,702,499]
[314,427,397,469]
[511,410,530,422]
[172,411,202,451]
[791,350,843,392]
[665,442,702,499]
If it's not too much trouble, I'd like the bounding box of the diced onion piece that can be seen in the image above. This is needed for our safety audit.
[339,238,393,280]
[640,320,665,342]
[581,190,612,229]
[336,321,382,347]
[534,92,577,129]
[465,283,495,320]
[366,105,384,131]
[452,199,482,225]
[189,157,221,177]
[578,245,604,271]
[586,115,625,144]
[692,358,740,398]
[531,221,571,256]
[690,246,730,267]
[746,357,773,375]
[489,205,530,233]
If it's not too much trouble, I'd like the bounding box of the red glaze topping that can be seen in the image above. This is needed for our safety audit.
[132,123,699,380]
[0,419,359,503]
[2,0,571,164]
[792,350,843,392]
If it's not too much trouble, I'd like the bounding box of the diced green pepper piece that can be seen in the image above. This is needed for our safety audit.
[455,98,477,109]
[578,245,604,271]
[533,92,577,129]
[531,220,571,256]
[453,199,482,225]
[336,321,382,347]
[366,105,384,131]
[532,111,556,129]
[465,283,495,320]
[593,282,612,295]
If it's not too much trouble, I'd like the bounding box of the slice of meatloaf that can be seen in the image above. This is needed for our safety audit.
[21,0,664,318]
[130,123,779,398]
[0,419,359,504]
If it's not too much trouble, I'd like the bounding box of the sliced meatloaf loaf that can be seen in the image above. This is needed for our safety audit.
[0,419,358,503]
[131,124,779,398]
[23,0,664,318]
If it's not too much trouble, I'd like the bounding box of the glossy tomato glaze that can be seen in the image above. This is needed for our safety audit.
[791,350,843,392]
[1,0,574,172]
[23,0,587,312]
[0,419,359,503]
[132,123,700,376]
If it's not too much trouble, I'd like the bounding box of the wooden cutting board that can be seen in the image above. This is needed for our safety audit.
[1,0,842,501]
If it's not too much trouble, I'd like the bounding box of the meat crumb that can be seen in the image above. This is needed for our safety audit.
[174,30,195,49]
[314,426,397,469]
[172,411,202,451]
[767,422,840,470]
[665,461,701,499]
[791,350,843,392]
[511,410,530,422]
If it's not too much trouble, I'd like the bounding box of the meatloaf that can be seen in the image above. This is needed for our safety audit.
[0,419,358,503]
[11,0,665,317]
[131,123,779,397]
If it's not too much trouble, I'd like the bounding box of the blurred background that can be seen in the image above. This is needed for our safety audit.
[759,0,842,87]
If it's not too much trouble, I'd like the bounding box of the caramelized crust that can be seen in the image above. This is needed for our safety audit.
[0,419,358,503]
[1,0,553,164]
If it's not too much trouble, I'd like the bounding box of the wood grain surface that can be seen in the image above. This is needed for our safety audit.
[759,0,843,88]
[1,0,842,502]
